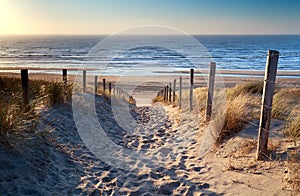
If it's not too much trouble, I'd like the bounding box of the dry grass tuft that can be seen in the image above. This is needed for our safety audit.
[216,83,262,143]
[217,92,258,144]
[0,77,73,136]
[152,95,165,104]
[272,88,300,140]
[44,81,73,106]
[227,82,263,100]
[285,113,300,140]
[272,89,298,120]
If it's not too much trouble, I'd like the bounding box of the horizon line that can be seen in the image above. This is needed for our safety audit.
[1,33,300,36]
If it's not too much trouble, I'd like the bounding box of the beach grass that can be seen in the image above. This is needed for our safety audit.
[272,88,300,141]
[152,81,300,143]
[0,77,72,136]
[215,83,262,143]
[226,81,264,100]
[45,81,73,106]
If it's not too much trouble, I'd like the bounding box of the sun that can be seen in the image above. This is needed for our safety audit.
[0,0,19,34]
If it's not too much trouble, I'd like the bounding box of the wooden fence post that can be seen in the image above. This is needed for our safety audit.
[109,83,112,95]
[62,69,67,84]
[206,62,216,122]
[164,86,167,101]
[169,82,172,102]
[190,69,194,111]
[83,70,86,93]
[173,79,176,102]
[113,84,116,96]
[256,50,279,161]
[179,77,182,109]
[166,85,169,102]
[21,69,29,105]
[103,78,106,92]
[94,76,98,94]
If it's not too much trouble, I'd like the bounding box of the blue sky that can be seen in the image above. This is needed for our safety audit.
[0,0,299,34]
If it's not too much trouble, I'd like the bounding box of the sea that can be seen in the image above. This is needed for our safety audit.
[0,35,299,76]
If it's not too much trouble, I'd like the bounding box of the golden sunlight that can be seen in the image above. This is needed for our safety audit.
[0,0,22,34]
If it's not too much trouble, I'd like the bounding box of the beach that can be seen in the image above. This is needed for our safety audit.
[1,0,300,194]
[0,71,299,195]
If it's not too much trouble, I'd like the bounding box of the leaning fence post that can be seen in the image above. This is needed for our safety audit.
[94,76,98,94]
[82,70,86,93]
[256,50,279,161]
[173,79,176,103]
[190,69,194,111]
[206,62,216,121]
[21,69,29,105]
[179,77,182,109]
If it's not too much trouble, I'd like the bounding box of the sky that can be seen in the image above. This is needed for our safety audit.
[0,0,300,35]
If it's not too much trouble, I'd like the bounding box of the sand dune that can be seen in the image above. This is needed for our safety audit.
[0,72,299,195]
[0,90,296,195]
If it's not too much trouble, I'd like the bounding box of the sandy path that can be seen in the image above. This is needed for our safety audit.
[0,93,213,195]
[0,94,296,195]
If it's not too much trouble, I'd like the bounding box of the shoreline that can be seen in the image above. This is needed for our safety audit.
[1,67,300,77]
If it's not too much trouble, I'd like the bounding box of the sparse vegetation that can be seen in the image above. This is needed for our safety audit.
[152,89,178,106]
[216,83,262,143]
[152,94,165,104]
[272,89,298,120]
[0,76,73,136]
[272,88,300,140]
[226,81,263,100]
[153,82,299,143]
[219,94,253,141]
[45,81,73,106]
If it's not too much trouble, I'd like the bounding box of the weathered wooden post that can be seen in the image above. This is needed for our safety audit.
[179,77,182,109]
[109,83,112,95]
[103,78,106,92]
[113,84,116,96]
[94,76,98,94]
[62,69,67,84]
[173,79,176,102]
[190,69,194,111]
[163,86,167,101]
[256,50,279,161]
[21,69,29,105]
[206,62,216,122]
[82,70,86,93]
[166,85,169,102]
[169,82,172,102]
